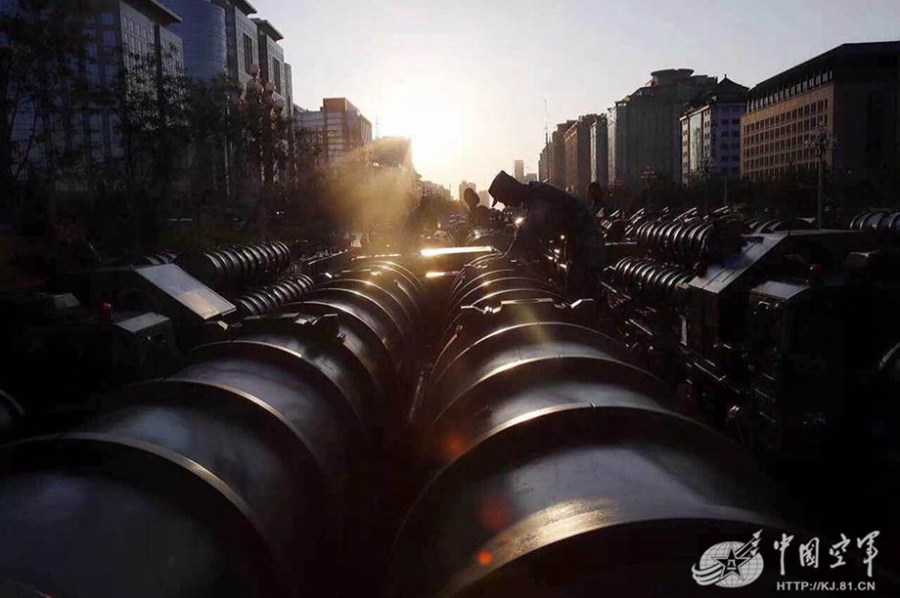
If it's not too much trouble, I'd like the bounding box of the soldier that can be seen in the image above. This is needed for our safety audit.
[401,192,438,248]
[587,181,606,219]
[463,188,490,228]
[489,170,604,295]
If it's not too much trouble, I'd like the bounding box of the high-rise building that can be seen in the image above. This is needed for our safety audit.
[607,69,718,189]
[211,0,260,88]
[680,76,748,184]
[477,190,492,208]
[294,107,325,168]
[253,19,290,108]
[590,115,609,188]
[550,120,576,188]
[607,102,626,187]
[297,98,372,166]
[741,42,900,180]
[564,114,599,199]
[371,137,412,169]
[538,142,551,183]
[158,0,227,81]
[459,180,476,201]
[6,0,185,177]
[421,180,451,201]
[283,63,293,116]
[524,172,537,184]
[157,1,293,202]
[513,159,525,183]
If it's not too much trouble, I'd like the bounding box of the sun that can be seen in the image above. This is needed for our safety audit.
[376,78,464,185]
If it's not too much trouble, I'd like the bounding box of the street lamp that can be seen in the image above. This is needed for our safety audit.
[805,120,836,228]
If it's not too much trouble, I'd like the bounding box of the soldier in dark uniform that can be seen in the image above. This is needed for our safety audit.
[401,193,438,248]
[463,188,490,228]
[587,181,606,219]
[489,170,605,295]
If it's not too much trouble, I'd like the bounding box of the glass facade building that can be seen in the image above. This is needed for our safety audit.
[211,0,259,87]
[2,0,184,179]
[158,0,227,81]
[252,18,290,108]
[297,98,373,166]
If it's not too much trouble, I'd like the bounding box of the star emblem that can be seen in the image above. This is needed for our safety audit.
[714,547,752,581]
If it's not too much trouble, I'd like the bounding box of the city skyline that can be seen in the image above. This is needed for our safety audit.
[255,0,900,192]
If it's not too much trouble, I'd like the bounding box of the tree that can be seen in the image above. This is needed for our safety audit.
[180,75,244,226]
[87,45,190,250]
[0,0,97,208]
[235,72,290,238]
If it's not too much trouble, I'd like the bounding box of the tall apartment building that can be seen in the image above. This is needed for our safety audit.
[550,120,575,188]
[607,69,717,189]
[513,159,525,183]
[297,98,372,166]
[459,180,476,201]
[741,42,900,180]
[563,115,599,199]
[590,114,609,188]
[680,76,748,184]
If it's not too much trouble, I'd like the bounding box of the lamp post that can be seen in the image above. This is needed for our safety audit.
[242,67,286,240]
[805,121,835,229]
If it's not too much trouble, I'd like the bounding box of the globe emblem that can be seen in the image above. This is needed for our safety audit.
[696,541,765,588]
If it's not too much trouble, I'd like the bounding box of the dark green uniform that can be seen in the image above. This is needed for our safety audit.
[507,182,605,294]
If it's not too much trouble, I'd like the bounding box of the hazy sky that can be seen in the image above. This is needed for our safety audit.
[253,0,900,195]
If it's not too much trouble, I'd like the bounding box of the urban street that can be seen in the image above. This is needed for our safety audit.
[1,1,899,597]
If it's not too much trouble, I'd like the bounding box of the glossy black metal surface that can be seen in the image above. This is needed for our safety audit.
[132,250,179,266]
[850,210,900,241]
[389,257,784,598]
[0,389,24,439]
[465,227,513,252]
[0,261,426,598]
[235,275,316,317]
[633,216,743,266]
[175,241,293,293]
[281,260,425,384]
[743,216,813,234]
[599,217,626,242]
[611,256,694,307]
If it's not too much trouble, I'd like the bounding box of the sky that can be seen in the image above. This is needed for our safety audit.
[252,0,900,196]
